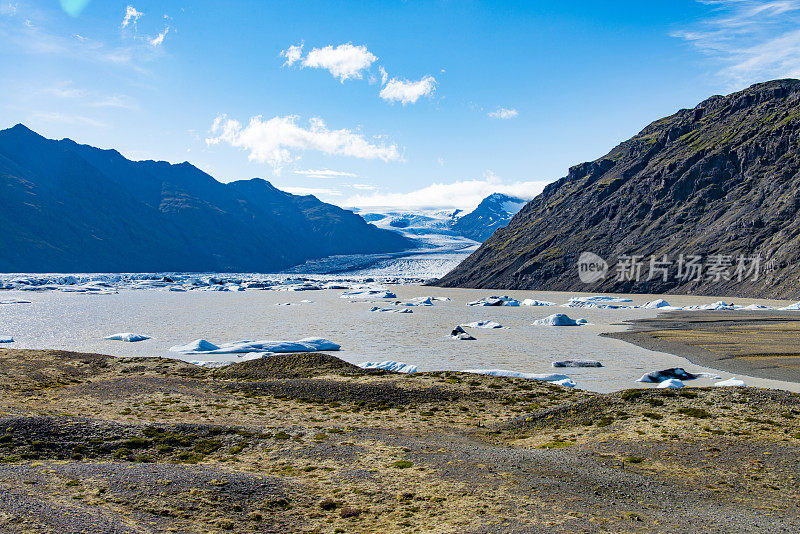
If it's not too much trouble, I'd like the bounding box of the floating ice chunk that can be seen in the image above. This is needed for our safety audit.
[715,377,747,387]
[778,301,800,311]
[340,289,397,300]
[643,299,672,309]
[742,304,769,310]
[532,313,583,326]
[462,369,571,382]
[553,378,577,388]
[451,326,476,340]
[0,336,13,343]
[168,285,187,292]
[467,295,520,307]
[104,332,151,342]
[169,339,221,353]
[171,337,340,354]
[359,360,418,373]
[521,299,556,306]
[460,321,504,329]
[409,296,435,306]
[369,307,413,313]
[300,299,313,303]
[552,360,602,368]
[637,367,720,383]
[658,378,685,388]
[562,296,633,309]
[432,297,451,301]
[0,298,31,304]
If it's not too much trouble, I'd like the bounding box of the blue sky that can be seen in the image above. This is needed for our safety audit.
[1,0,799,210]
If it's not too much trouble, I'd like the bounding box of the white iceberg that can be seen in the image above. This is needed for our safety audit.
[552,378,577,388]
[467,295,520,307]
[0,336,13,343]
[637,368,721,383]
[778,301,800,311]
[104,333,151,342]
[170,337,340,354]
[552,360,602,368]
[369,307,413,313]
[340,289,397,300]
[562,296,633,309]
[190,360,235,368]
[521,299,556,306]
[462,369,571,382]
[715,377,747,387]
[657,378,685,388]
[532,313,584,326]
[409,296,435,306]
[451,326,477,340]
[359,360,418,373]
[643,299,673,309]
[460,320,504,329]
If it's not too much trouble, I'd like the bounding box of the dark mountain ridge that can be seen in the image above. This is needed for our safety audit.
[0,124,412,273]
[437,79,800,299]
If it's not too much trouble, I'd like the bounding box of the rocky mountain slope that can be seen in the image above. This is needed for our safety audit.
[0,124,412,273]
[437,79,800,298]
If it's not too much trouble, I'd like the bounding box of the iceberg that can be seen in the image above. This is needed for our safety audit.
[190,360,235,368]
[460,320,504,329]
[562,296,633,309]
[340,289,397,300]
[0,336,13,343]
[552,378,577,388]
[643,299,672,309]
[170,337,340,354]
[657,378,685,388]
[532,313,584,326]
[467,295,520,306]
[778,301,800,311]
[462,369,571,382]
[0,298,31,304]
[521,299,556,306]
[369,307,413,313]
[409,296,435,306]
[552,359,602,368]
[637,368,721,383]
[715,377,747,387]
[104,333,151,342]
[451,326,477,340]
[358,360,418,373]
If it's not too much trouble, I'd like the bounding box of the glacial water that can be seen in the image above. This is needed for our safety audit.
[2,284,799,393]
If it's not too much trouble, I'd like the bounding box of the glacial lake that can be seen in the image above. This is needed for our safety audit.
[2,285,799,393]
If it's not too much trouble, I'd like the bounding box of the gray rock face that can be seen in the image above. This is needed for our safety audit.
[437,79,800,298]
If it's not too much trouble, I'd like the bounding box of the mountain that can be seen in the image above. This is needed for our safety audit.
[0,124,412,273]
[437,79,800,299]
[450,193,526,242]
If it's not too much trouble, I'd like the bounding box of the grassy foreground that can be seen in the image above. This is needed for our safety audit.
[0,348,797,533]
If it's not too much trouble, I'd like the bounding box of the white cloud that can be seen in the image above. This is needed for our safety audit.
[673,0,800,86]
[282,43,377,82]
[379,75,436,104]
[350,183,377,190]
[344,174,548,211]
[121,5,143,28]
[149,26,168,46]
[206,114,401,170]
[488,107,518,119]
[379,65,388,85]
[294,168,358,178]
[281,42,303,66]
[282,186,342,197]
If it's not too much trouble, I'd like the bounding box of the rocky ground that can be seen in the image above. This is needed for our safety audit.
[0,348,798,533]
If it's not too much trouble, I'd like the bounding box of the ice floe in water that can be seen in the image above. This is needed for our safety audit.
[643,299,673,309]
[460,320,504,329]
[0,336,13,343]
[104,333,151,342]
[369,307,413,313]
[552,359,602,368]
[562,296,633,309]
[169,337,340,354]
[0,298,31,304]
[408,296,435,306]
[340,289,397,300]
[462,369,571,382]
[715,377,748,387]
[532,313,584,326]
[658,378,685,388]
[467,296,520,307]
[358,361,418,373]
[451,326,476,340]
[552,378,577,388]
[637,368,721,383]
[521,299,556,306]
